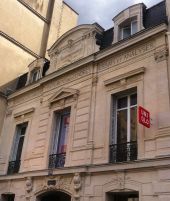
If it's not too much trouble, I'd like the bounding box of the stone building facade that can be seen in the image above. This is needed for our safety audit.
[0,1,170,201]
[0,0,78,86]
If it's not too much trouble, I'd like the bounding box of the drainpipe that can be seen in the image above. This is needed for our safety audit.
[39,0,55,57]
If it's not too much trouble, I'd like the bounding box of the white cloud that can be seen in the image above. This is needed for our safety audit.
[65,0,163,29]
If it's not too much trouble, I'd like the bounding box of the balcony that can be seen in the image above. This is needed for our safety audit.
[110,141,137,163]
[7,160,20,174]
[49,153,66,168]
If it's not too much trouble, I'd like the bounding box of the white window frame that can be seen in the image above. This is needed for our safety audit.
[120,19,138,40]
[112,92,137,145]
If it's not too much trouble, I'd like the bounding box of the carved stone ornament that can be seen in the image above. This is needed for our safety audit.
[48,88,79,107]
[47,24,103,72]
[154,48,169,63]
[92,75,98,86]
[25,177,33,193]
[35,177,72,196]
[73,173,81,200]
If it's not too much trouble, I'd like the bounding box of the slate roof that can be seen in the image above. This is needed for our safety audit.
[143,1,167,28]
[100,0,167,50]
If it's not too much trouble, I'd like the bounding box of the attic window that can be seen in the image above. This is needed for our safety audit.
[30,68,40,83]
[119,17,137,40]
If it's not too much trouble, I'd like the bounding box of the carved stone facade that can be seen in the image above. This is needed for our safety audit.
[0,1,170,201]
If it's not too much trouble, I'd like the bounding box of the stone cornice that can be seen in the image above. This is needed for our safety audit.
[13,107,35,118]
[104,67,145,86]
[0,156,170,181]
[7,24,167,100]
[0,31,40,59]
[8,82,41,100]
[41,55,94,84]
[8,55,94,100]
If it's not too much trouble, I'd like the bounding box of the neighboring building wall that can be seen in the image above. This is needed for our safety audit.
[59,2,79,38]
[0,0,78,86]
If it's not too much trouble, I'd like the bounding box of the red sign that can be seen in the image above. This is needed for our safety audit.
[138,106,150,128]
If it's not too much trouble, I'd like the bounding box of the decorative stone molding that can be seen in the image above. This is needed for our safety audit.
[92,75,98,86]
[47,24,104,73]
[34,176,73,196]
[28,58,46,70]
[104,67,145,86]
[25,177,33,193]
[13,108,35,118]
[103,174,142,201]
[154,48,169,63]
[6,109,12,116]
[73,173,81,200]
[98,42,154,72]
[48,88,79,106]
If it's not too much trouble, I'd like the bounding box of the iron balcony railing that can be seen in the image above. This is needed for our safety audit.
[49,153,66,168]
[7,160,20,174]
[110,141,137,163]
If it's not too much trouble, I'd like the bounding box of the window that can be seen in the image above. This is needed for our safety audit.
[110,90,137,163]
[49,107,71,168]
[119,18,137,40]
[7,122,28,174]
[1,194,15,201]
[107,192,139,201]
[30,69,40,83]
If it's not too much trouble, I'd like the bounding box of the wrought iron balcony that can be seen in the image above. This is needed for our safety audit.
[7,160,20,174]
[110,141,137,163]
[49,153,66,168]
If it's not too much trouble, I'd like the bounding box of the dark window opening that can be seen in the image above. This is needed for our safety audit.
[7,122,28,174]
[37,191,71,201]
[1,193,15,201]
[107,191,139,201]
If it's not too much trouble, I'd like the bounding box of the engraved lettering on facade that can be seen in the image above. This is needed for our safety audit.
[98,42,154,72]
[44,67,92,91]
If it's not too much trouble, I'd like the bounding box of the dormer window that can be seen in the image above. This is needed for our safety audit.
[119,18,137,40]
[30,68,40,83]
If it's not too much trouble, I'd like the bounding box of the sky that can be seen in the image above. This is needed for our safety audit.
[64,0,163,29]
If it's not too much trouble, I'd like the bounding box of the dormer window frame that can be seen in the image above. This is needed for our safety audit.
[113,3,145,43]
[30,68,41,83]
[119,18,138,40]
[26,58,48,85]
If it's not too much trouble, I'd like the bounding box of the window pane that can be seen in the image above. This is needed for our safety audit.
[57,113,70,154]
[130,94,137,106]
[32,71,38,82]
[132,20,137,35]
[20,126,27,136]
[117,109,127,144]
[123,26,131,39]
[130,107,137,141]
[117,96,127,109]
[15,136,24,161]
